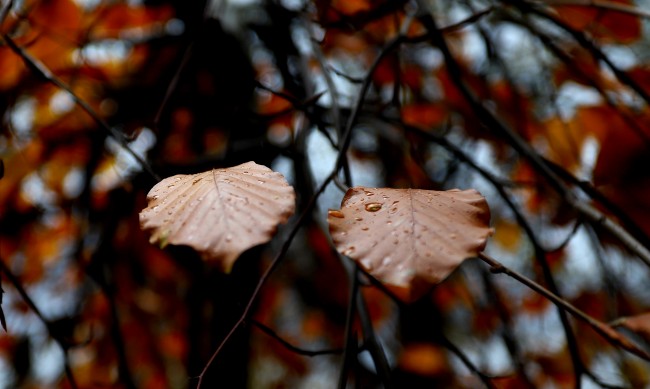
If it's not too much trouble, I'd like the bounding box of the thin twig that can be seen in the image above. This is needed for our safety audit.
[518,1,650,109]
[479,270,536,388]
[251,319,343,356]
[0,0,13,25]
[0,259,79,389]
[478,252,650,361]
[0,34,161,182]
[338,260,360,389]
[154,0,210,126]
[442,335,497,389]
[355,267,393,388]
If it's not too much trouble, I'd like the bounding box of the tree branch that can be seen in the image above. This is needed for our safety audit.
[413,1,650,268]
[0,34,161,182]
[478,252,650,361]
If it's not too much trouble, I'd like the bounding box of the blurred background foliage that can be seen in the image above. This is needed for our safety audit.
[2,0,650,387]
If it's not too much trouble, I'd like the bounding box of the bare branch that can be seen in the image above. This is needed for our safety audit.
[251,319,343,356]
[478,252,650,361]
[412,1,650,268]
[0,34,161,182]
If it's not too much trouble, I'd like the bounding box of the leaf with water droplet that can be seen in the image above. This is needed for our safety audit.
[328,187,493,302]
[139,161,296,272]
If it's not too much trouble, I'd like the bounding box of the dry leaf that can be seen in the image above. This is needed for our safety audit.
[139,162,295,272]
[328,187,493,302]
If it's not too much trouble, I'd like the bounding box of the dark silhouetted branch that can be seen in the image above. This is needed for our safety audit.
[251,319,343,356]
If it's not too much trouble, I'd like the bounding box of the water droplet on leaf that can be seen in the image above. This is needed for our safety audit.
[365,203,382,212]
[328,210,345,218]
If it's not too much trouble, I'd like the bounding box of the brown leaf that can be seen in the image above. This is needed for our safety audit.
[139,162,295,272]
[328,187,493,302]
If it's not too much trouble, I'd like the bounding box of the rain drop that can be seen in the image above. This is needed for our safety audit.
[382,257,392,266]
[328,210,345,218]
[343,246,355,256]
[354,217,363,221]
[365,203,382,212]
[364,191,374,196]
[257,180,265,184]
[449,233,457,240]
[361,226,369,231]
[226,234,233,242]
[152,206,160,212]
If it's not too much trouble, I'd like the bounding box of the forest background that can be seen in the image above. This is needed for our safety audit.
[2,0,650,388]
